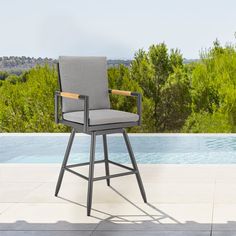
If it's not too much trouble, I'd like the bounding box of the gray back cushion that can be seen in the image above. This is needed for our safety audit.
[59,56,110,112]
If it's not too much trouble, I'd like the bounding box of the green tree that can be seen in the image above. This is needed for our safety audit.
[0,65,68,132]
[183,41,236,132]
[0,71,9,80]
[182,111,232,133]
[130,43,188,132]
[160,67,191,131]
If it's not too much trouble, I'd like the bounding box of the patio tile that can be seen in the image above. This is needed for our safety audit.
[0,231,92,236]
[35,181,215,205]
[18,175,215,205]
[24,181,127,204]
[0,203,103,230]
[62,164,217,184]
[215,165,236,183]
[0,164,58,183]
[140,164,217,184]
[212,204,236,230]
[94,203,213,231]
[19,182,67,204]
[109,181,215,203]
[0,183,42,202]
[214,184,236,203]
[0,203,13,214]
[213,231,236,236]
[0,164,222,234]
[0,164,218,184]
[92,231,210,236]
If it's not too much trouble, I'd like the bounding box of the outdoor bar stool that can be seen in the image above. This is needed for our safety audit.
[54,56,147,216]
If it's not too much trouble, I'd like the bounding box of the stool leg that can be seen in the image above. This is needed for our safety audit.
[55,128,76,196]
[87,132,96,216]
[103,134,110,186]
[122,129,147,203]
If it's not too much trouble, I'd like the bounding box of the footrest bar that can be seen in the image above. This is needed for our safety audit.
[108,160,135,171]
[93,170,137,181]
[64,167,89,180]
[66,160,105,168]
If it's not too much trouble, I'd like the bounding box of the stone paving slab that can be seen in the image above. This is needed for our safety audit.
[1,164,236,235]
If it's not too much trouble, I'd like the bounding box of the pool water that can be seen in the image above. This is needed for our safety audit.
[0,134,236,164]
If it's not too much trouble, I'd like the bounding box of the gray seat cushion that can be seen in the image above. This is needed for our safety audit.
[63,109,139,126]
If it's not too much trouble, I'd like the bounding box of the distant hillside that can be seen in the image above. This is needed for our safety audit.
[0,56,198,73]
[107,59,132,67]
[0,56,132,73]
[0,57,56,74]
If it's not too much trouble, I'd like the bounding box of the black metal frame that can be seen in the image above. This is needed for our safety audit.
[55,63,147,216]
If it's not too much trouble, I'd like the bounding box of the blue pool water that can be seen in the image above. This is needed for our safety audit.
[0,134,236,164]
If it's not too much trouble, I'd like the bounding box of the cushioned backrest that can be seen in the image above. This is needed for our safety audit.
[59,56,110,112]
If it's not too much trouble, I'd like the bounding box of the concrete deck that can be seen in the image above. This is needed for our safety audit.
[1,164,236,235]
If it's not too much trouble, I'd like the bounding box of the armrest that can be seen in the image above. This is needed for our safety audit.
[54,91,89,132]
[55,91,88,100]
[60,92,80,99]
[108,89,142,125]
[109,89,131,96]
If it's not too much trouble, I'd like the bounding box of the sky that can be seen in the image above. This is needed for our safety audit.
[0,0,236,59]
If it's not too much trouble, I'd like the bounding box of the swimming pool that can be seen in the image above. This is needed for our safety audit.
[0,134,236,164]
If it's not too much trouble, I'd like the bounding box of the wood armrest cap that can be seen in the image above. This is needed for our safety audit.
[60,92,80,99]
[111,89,131,96]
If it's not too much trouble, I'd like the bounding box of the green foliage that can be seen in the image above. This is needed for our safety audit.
[0,40,236,133]
[183,41,236,132]
[5,74,22,84]
[182,112,232,133]
[0,65,68,132]
[0,71,9,80]
[160,67,191,131]
[130,43,189,132]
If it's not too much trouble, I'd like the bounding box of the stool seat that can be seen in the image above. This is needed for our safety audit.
[63,109,139,126]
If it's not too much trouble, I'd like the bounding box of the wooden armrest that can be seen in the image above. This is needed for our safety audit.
[60,92,80,99]
[110,89,131,96]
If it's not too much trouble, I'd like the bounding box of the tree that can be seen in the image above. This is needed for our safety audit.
[130,43,188,132]
[0,65,68,132]
[160,67,191,131]
[0,71,9,80]
[183,40,236,132]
